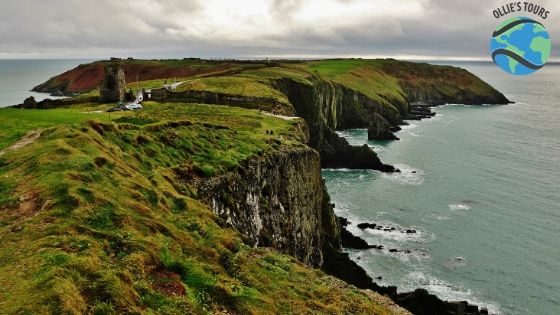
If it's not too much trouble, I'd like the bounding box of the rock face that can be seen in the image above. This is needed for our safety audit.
[21,96,37,109]
[99,62,126,103]
[198,146,340,267]
[273,78,397,171]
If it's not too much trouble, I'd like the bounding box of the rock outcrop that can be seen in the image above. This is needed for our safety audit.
[273,78,397,171]
[198,145,340,267]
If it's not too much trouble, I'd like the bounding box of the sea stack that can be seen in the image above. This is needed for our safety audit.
[99,58,126,103]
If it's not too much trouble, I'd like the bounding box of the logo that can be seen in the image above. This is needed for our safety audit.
[490,3,551,75]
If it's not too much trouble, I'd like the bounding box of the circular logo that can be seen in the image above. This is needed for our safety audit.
[490,16,551,75]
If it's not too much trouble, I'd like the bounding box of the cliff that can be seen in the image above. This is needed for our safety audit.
[12,58,512,314]
[198,146,340,267]
[0,103,409,314]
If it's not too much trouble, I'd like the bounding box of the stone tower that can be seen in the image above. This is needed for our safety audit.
[99,61,126,103]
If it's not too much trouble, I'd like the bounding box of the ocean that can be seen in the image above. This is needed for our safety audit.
[0,59,92,107]
[0,59,558,314]
[323,62,560,315]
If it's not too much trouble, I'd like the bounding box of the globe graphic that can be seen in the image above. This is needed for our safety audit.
[490,16,551,75]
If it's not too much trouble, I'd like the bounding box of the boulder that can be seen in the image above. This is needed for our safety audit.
[22,96,37,109]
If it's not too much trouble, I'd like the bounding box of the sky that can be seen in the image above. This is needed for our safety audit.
[0,0,558,60]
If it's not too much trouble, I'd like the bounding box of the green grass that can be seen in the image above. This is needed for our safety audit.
[175,76,290,105]
[0,103,397,314]
[306,59,374,77]
[302,59,406,113]
[0,108,116,150]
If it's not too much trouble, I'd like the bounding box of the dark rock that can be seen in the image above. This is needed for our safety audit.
[396,288,449,315]
[322,250,397,297]
[480,307,489,314]
[340,227,370,249]
[406,229,416,234]
[367,112,399,140]
[466,304,479,313]
[338,216,350,228]
[389,248,398,253]
[21,96,37,109]
[50,90,65,97]
[357,222,376,229]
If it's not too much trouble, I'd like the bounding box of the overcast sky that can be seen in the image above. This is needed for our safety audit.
[0,0,557,60]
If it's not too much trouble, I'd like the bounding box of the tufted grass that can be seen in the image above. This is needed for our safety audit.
[0,102,398,314]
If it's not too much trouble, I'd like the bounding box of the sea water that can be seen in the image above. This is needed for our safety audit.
[323,62,560,315]
[0,59,91,107]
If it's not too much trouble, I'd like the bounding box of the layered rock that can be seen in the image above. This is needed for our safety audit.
[273,78,397,171]
[198,146,340,267]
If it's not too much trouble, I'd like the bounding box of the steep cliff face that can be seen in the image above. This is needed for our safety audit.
[273,73,510,146]
[273,78,396,171]
[198,145,341,267]
[402,83,509,105]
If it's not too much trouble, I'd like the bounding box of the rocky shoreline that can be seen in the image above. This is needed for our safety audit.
[330,108,498,315]
[337,215,493,315]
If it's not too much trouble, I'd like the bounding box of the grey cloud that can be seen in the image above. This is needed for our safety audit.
[0,0,557,59]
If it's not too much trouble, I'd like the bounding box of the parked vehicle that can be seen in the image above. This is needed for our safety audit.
[107,100,144,112]
[125,103,143,110]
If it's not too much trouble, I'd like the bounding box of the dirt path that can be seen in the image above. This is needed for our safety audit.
[262,112,300,120]
[0,130,42,157]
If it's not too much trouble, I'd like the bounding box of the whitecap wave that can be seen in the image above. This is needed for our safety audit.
[448,203,471,211]
[322,168,352,172]
[382,164,425,185]
[400,122,419,130]
[405,271,502,314]
[443,256,467,270]
[361,222,432,243]
[367,144,386,152]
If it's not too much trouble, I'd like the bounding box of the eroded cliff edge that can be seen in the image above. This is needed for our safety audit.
[198,146,340,267]
[24,59,510,314]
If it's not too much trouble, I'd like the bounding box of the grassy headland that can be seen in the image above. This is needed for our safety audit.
[0,102,404,314]
[1,58,509,314]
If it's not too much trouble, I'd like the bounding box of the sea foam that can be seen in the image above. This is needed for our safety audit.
[382,164,425,185]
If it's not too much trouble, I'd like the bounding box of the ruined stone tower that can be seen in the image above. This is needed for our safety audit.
[99,60,126,103]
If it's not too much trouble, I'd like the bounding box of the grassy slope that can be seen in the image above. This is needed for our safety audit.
[175,76,291,106]
[0,104,401,314]
[0,109,116,150]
